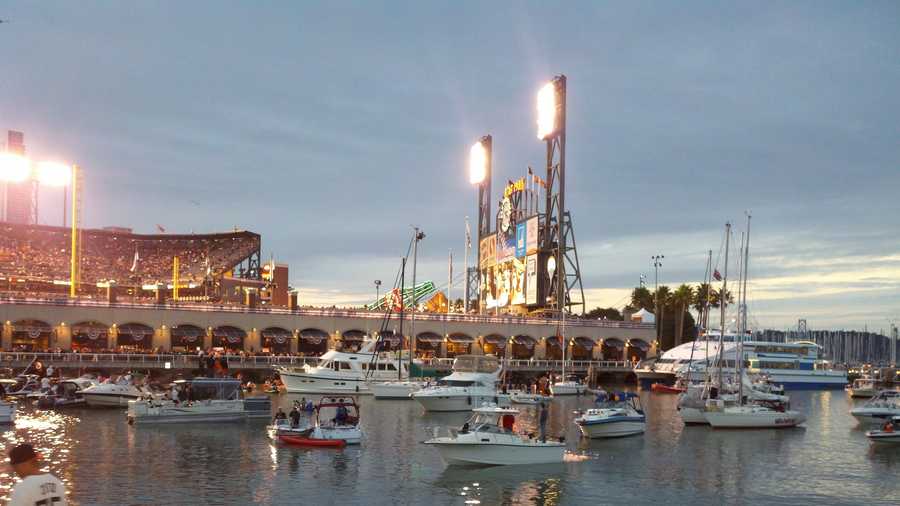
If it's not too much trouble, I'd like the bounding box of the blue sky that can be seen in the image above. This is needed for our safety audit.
[1,2,898,331]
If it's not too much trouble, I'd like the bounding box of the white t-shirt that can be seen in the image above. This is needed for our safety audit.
[8,473,67,506]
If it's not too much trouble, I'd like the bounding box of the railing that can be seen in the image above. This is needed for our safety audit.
[0,352,635,372]
[0,295,654,330]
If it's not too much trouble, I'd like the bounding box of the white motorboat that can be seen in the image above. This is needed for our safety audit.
[425,405,565,466]
[550,377,587,396]
[703,398,806,428]
[509,390,551,405]
[34,377,99,409]
[81,374,155,407]
[269,396,363,444]
[128,378,246,424]
[0,379,18,424]
[372,380,424,399]
[850,390,900,425]
[575,392,646,438]
[847,378,877,398]
[412,355,510,412]
[865,416,900,445]
[6,375,42,398]
[276,340,418,395]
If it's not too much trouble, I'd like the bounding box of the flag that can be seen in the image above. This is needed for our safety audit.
[130,249,140,272]
[713,269,722,281]
[156,224,166,233]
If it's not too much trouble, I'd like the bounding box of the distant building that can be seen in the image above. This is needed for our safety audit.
[4,130,35,225]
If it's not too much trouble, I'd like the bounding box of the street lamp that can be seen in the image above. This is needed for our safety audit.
[469,135,492,315]
[374,279,381,304]
[651,255,664,345]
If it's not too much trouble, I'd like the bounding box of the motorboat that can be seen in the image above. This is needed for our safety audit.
[372,380,424,399]
[6,375,43,398]
[509,390,551,405]
[850,390,900,425]
[575,392,646,438]
[424,405,565,466]
[34,377,99,409]
[865,416,900,445]
[550,376,587,396]
[703,398,806,428]
[636,332,847,389]
[0,380,18,424]
[81,375,156,407]
[269,397,363,445]
[276,340,419,395]
[847,378,877,398]
[127,378,246,424]
[651,381,686,394]
[412,355,510,412]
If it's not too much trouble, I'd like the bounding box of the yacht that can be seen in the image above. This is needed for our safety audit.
[677,373,791,425]
[372,380,424,399]
[34,377,99,409]
[636,333,847,389]
[850,390,900,425]
[550,375,587,396]
[81,375,155,407]
[575,392,646,438]
[127,378,246,424]
[847,377,877,398]
[866,416,900,445]
[424,405,565,466]
[276,340,414,395]
[412,355,511,412]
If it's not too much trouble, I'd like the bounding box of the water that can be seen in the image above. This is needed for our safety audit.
[2,390,898,505]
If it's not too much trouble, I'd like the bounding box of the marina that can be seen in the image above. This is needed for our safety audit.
[0,387,898,504]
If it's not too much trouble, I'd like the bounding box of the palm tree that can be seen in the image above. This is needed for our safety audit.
[672,284,694,347]
[628,286,653,311]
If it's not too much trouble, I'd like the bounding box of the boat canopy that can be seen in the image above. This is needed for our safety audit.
[176,378,242,400]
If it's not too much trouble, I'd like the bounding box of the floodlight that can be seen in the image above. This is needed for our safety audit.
[536,81,558,140]
[0,153,31,182]
[469,141,487,185]
[36,161,72,187]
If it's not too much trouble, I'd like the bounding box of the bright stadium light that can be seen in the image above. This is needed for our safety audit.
[0,153,31,182]
[536,81,558,140]
[36,161,73,187]
[469,141,487,185]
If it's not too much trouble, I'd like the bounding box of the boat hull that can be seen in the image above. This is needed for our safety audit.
[413,393,511,412]
[651,383,685,394]
[279,372,372,395]
[866,432,900,444]
[372,382,421,399]
[83,393,140,407]
[426,441,564,466]
[576,419,645,438]
[850,410,900,425]
[127,400,246,424]
[677,406,709,425]
[278,435,346,448]
[550,383,585,396]
[704,410,806,428]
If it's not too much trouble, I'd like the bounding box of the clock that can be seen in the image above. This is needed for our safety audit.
[499,197,512,233]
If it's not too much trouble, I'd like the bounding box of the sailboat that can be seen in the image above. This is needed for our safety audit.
[702,215,806,429]
[548,257,586,396]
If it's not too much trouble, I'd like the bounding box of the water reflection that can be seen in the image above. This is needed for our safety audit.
[435,465,566,505]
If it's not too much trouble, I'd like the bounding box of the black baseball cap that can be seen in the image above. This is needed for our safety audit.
[8,444,37,465]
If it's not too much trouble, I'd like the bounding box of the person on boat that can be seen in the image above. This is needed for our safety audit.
[7,443,67,506]
[289,406,301,428]
[169,385,179,402]
[40,376,51,393]
[335,405,349,425]
[274,408,287,423]
[538,402,549,443]
[501,413,515,433]
[883,421,895,433]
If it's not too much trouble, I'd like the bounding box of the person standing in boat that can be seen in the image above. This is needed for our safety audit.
[289,405,301,428]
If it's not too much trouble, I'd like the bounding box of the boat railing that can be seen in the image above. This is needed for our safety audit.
[0,352,320,367]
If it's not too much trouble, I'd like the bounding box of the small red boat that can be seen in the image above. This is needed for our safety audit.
[651,383,685,394]
[278,434,346,448]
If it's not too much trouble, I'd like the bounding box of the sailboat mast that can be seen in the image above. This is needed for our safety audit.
[409,228,420,378]
[399,257,406,381]
[717,223,731,389]
[741,213,751,338]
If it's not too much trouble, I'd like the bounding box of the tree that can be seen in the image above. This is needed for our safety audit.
[671,284,694,347]
[585,307,623,321]
[627,286,654,312]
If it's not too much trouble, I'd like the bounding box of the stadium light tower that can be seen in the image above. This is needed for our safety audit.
[469,135,492,315]
[537,74,584,315]
[36,161,73,226]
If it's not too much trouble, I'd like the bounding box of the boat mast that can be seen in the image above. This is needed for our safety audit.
[737,213,751,404]
[717,222,731,390]
[398,257,406,381]
[703,249,712,377]
[741,212,751,338]
[409,228,423,378]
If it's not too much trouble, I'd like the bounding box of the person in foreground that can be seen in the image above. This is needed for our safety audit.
[7,443,67,506]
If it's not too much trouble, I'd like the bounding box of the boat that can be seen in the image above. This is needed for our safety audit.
[703,399,806,428]
[849,390,900,425]
[372,380,424,399]
[81,374,156,407]
[34,377,99,409]
[412,355,510,412]
[424,405,565,466]
[127,378,246,424]
[865,416,900,445]
[677,372,792,425]
[575,392,646,438]
[6,375,42,398]
[847,377,877,398]
[651,382,686,394]
[276,340,419,395]
[509,390,551,405]
[269,397,363,445]
[0,379,18,424]
[550,375,587,396]
[243,395,273,419]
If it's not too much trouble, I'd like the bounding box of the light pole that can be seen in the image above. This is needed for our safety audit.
[651,255,664,345]
[374,279,381,305]
[469,136,492,315]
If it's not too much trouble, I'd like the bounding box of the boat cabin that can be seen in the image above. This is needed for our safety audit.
[173,378,242,401]
[316,397,360,427]
[461,405,519,434]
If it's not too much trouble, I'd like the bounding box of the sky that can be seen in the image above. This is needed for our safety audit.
[1,1,898,331]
